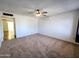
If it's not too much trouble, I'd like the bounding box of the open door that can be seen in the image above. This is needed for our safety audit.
[2,16,16,40]
[75,19,79,43]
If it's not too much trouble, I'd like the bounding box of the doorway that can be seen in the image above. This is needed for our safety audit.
[75,19,79,43]
[2,16,16,40]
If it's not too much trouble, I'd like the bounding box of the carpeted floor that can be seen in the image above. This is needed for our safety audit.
[0,33,79,58]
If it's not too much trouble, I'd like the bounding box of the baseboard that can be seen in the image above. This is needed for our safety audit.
[37,33,79,45]
[16,33,38,39]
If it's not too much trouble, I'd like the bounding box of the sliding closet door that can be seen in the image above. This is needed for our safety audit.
[75,19,79,43]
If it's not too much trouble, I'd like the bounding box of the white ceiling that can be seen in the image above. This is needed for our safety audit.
[0,0,79,16]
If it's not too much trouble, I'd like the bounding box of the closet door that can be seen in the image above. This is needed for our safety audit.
[76,19,79,43]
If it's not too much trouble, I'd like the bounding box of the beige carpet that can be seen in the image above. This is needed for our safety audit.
[0,33,79,58]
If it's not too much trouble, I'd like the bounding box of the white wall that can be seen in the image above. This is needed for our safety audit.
[14,14,37,38]
[38,10,79,43]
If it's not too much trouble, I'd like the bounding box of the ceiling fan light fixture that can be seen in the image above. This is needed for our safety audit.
[35,9,42,16]
[36,13,41,16]
[34,9,47,17]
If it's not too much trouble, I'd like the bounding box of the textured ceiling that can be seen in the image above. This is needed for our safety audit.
[0,0,79,16]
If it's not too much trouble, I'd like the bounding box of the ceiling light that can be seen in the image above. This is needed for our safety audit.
[35,9,42,16]
[34,9,47,16]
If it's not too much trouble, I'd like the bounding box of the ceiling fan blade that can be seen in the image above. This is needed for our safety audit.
[43,11,48,13]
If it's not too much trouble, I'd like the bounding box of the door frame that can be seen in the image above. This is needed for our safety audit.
[1,16,16,40]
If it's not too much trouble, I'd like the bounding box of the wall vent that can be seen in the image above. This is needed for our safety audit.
[3,13,13,16]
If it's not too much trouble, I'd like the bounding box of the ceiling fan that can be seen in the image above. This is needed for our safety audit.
[34,9,48,16]
[22,8,48,17]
